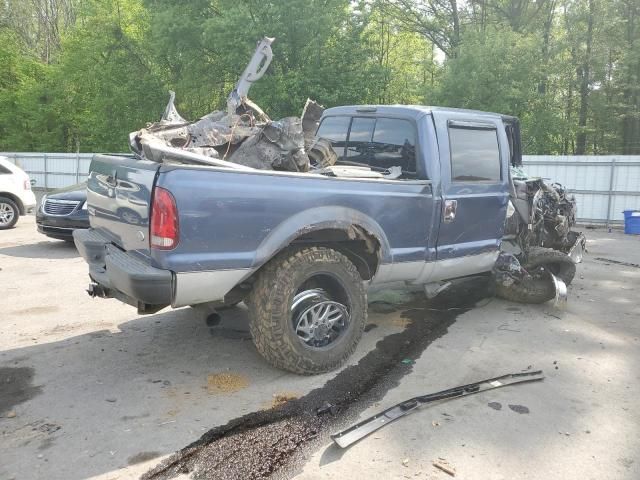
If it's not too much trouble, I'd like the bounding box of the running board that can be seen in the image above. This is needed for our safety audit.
[331,370,544,448]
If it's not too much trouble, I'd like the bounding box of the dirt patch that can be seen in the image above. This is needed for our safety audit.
[0,367,42,415]
[144,278,491,480]
[206,373,249,394]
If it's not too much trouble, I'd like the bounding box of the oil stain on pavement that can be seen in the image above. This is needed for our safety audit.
[0,367,42,416]
[143,279,491,480]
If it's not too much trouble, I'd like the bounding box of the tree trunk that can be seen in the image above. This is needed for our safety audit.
[576,0,594,155]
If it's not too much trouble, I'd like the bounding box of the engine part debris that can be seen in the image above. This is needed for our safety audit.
[499,167,586,304]
[128,37,313,173]
[127,37,391,178]
[227,117,310,171]
[331,370,544,448]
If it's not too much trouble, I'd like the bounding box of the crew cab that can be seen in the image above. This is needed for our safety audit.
[75,105,519,374]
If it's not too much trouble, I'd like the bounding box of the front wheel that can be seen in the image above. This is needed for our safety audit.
[496,247,577,304]
[247,246,366,375]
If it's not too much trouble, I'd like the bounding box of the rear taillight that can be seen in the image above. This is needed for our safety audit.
[150,187,179,250]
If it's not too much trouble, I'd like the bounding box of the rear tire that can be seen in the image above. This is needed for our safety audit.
[0,197,19,230]
[247,246,367,375]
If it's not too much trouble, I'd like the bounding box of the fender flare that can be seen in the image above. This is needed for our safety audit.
[252,206,392,269]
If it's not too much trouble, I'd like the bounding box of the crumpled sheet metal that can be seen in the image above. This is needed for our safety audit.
[131,91,341,173]
[227,117,310,172]
[134,110,260,152]
[549,272,568,307]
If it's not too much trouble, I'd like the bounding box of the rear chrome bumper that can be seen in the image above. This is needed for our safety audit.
[73,228,172,312]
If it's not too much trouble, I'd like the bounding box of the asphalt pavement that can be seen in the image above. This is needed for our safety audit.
[1,216,638,480]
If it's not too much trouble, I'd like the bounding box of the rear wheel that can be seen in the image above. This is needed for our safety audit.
[247,246,366,375]
[0,197,19,230]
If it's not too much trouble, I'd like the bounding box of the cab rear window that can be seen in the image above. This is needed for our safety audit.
[316,116,417,178]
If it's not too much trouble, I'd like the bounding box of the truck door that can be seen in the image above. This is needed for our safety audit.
[432,113,510,275]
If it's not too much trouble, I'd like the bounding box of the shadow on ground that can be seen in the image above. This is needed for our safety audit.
[0,240,78,259]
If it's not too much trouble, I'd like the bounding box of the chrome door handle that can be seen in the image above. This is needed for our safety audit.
[443,200,457,223]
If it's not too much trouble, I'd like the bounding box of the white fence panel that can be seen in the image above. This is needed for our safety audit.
[2,152,639,225]
[522,155,640,224]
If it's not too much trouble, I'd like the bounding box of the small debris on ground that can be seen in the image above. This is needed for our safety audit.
[271,392,298,408]
[206,373,249,394]
[432,459,456,476]
[402,458,410,467]
[105,398,117,403]
[316,401,338,416]
[6,410,17,418]
[401,359,415,365]
[432,420,440,427]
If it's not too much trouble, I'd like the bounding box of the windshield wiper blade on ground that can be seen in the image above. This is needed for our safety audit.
[331,370,544,448]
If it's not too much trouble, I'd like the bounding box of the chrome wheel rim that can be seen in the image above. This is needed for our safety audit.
[291,288,350,349]
[0,202,15,225]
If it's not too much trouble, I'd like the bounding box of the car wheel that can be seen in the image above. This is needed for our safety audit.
[119,209,142,225]
[247,246,367,375]
[0,197,19,229]
[495,248,576,304]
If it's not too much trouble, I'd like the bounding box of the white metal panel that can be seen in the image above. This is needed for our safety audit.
[2,152,639,224]
[523,155,640,224]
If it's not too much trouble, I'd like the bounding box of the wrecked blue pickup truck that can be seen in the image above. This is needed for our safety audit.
[74,103,583,374]
[74,39,584,374]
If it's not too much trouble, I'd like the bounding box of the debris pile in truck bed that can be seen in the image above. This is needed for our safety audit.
[127,37,337,173]
[129,94,332,173]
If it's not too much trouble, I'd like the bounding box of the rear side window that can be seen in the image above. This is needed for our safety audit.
[0,164,12,174]
[317,116,418,178]
[449,126,501,182]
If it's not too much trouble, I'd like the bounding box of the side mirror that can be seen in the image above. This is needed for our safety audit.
[30,179,37,186]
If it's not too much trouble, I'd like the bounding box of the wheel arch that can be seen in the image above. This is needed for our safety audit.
[0,192,25,215]
[252,207,391,281]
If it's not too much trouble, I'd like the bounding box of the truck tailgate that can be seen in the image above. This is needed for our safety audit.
[86,154,159,254]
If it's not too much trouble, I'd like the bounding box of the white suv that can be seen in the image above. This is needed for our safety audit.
[0,156,37,229]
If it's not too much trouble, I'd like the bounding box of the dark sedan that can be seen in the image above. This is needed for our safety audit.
[36,182,89,241]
